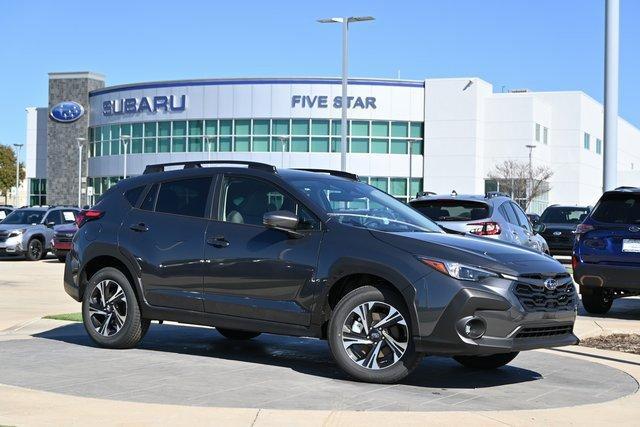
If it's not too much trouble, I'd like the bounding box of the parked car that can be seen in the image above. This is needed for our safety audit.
[573,187,640,315]
[0,206,79,260]
[539,205,591,255]
[409,193,550,254]
[0,205,14,221]
[64,161,577,384]
[52,223,78,262]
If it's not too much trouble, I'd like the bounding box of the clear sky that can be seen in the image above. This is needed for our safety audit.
[1,0,638,161]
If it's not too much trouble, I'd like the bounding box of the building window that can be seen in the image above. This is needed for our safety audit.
[535,123,541,142]
[88,119,424,157]
[29,179,47,206]
[543,127,548,145]
[583,132,590,150]
[596,138,602,154]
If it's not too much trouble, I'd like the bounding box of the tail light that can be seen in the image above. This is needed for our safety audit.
[468,221,501,236]
[75,209,104,228]
[572,254,579,271]
[574,223,594,242]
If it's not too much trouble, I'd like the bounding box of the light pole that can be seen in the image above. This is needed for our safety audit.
[121,134,131,179]
[278,136,289,168]
[76,137,86,208]
[408,140,415,200]
[525,144,536,208]
[12,143,23,206]
[318,16,374,172]
[205,135,215,161]
[603,0,619,191]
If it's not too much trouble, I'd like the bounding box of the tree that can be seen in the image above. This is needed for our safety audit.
[488,159,553,211]
[0,144,26,204]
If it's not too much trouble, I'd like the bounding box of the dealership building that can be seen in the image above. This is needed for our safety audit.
[25,71,640,211]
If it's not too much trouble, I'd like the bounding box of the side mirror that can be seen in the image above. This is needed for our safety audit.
[263,210,303,238]
[533,223,546,234]
[46,221,55,228]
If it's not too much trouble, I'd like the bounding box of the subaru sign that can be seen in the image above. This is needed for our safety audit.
[50,101,85,123]
[103,94,187,116]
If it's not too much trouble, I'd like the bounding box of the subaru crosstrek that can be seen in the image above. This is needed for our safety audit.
[0,206,79,260]
[573,187,640,315]
[64,161,577,383]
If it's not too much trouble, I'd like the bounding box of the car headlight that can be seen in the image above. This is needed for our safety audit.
[8,229,26,238]
[418,257,498,281]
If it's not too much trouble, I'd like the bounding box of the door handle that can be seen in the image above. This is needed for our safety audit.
[207,236,229,248]
[129,223,149,232]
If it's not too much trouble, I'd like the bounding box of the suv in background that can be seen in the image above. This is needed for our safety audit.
[573,187,640,314]
[0,206,79,260]
[539,205,591,255]
[52,223,78,262]
[64,161,576,384]
[409,193,550,254]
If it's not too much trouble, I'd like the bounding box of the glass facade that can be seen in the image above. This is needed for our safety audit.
[88,118,424,157]
[28,179,47,206]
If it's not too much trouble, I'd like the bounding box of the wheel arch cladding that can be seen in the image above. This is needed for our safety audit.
[80,255,138,302]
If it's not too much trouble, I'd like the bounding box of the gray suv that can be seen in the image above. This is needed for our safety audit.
[0,206,79,260]
[410,193,550,254]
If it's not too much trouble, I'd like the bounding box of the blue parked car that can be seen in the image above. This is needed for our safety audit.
[573,187,640,314]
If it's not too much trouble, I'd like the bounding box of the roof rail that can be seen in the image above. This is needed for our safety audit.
[485,191,511,199]
[415,191,437,198]
[613,186,640,192]
[143,160,277,175]
[293,168,359,181]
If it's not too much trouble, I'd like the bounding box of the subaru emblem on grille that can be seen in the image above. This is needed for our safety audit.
[553,231,562,236]
[630,226,640,233]
[544,278,558,290]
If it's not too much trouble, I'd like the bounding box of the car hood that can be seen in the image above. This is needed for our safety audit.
[0,223,39,233]
[371,230,565,276]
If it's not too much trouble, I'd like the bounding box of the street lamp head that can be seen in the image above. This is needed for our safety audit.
[317,16,374,24]
[13,143,24,148]
[348,16,375,22]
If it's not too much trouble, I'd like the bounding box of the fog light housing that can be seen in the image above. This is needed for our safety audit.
[462,317,486,339]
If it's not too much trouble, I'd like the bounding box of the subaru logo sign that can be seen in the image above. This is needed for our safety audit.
[50,101,85,123]
[630,226,640,233]
[543,278,558,290]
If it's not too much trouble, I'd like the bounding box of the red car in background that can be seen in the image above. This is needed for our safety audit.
[52,223,77,262]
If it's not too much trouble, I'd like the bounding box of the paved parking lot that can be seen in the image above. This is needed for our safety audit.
[0,321,636,412]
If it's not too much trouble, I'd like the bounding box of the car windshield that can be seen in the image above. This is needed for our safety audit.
[410,199,490,222]
[288,176,442,233]
[1,210,45,225]
[540,207,590,224]
[591,193,640,224]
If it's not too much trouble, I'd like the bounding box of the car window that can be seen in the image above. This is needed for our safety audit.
[540,207,590,224]
[222,176,319,229]
[410,200,489,222]
[510,203,531,231]
[140,184,158,211]
[155,177,212,218]
[499,203,517,225]
[2,210,45,225]
[125,186,146,207]
[61,210,77,224]
[0,209,9,220]
[591,193,640,224]
[45,210,62,225]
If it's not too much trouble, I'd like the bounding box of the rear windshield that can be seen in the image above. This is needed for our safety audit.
[591,193,640,224]
[410,200,490,222]
[540,207,590,224]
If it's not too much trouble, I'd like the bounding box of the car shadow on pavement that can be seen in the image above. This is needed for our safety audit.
[34,322,542,389]
[578,297,640,321]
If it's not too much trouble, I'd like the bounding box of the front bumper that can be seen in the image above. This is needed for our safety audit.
[412,278,578,356]
[575,261,640,292]
[0,237,24,255]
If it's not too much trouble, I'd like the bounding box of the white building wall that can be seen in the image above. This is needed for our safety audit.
[25,107,48,179]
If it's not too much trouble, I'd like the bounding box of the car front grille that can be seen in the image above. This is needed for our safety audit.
[54,233,73,243]
[512,276,576,312]
[515,324,573,339]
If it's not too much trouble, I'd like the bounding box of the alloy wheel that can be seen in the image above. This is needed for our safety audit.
[29,240,42,259]
[89,280,128,337]
[341,301,409,370]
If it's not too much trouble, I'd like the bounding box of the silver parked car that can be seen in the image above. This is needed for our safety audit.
[0,206,79,260]
[409,193,550,254]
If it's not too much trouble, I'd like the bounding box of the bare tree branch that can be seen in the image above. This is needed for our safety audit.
[488,160,553,210]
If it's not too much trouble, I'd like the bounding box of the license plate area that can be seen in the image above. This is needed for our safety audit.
[622,239,640,253]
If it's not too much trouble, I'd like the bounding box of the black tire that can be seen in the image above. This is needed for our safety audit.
[57,255,66,263]
[328,285,422,384]
[453,352,519,369]
[82,267,150,349]
[582,290,613,315]
[216,328,261,340]
[25,238,44,261]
